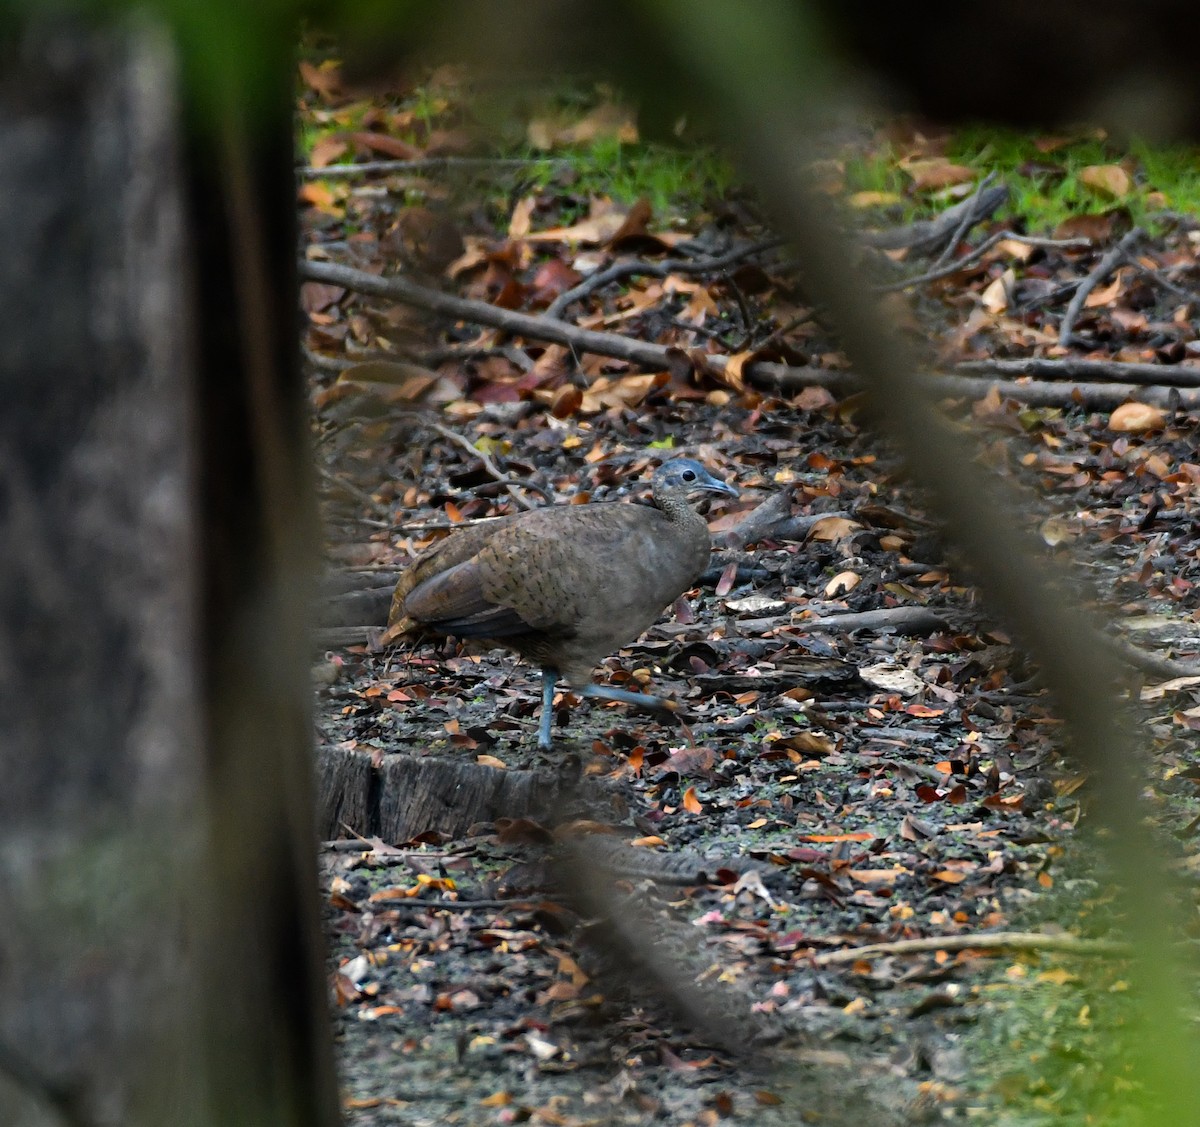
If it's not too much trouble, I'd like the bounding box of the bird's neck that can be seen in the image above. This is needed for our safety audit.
[653,490,701,527]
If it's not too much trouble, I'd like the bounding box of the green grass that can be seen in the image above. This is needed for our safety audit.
[967,961,1145,1126]
[945,126,1199,233]
[958,839,1200,1126]
[841,148,917,216]
[835,125,1200,235]
[522,133,736,221]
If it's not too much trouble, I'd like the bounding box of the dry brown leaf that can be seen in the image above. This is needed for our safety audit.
[901,159,976,191]
[1108,401,1166,432]
[309,136,348,169]
[808,515,862,541]
[1083,274,1124,307]
[525,198,628,246]
[508,195,537,239]
[980,269,1015,314]
[932,869,967,884]
[720,351,754,392]
[1053,213,1115,242]
[298,59,343,101]
[527,101,638,149]
[1038,516,1080,547]
[298,181,345,216]
[1079,164,1131,200]
[996,238,1036,262]
[301,281,345,314]
[849,190,903,208]
[1141,675,1200,701]
[345,131,420,160]
[824,570,861,597]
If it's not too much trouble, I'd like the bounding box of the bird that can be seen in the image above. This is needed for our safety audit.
[386,458,739,749]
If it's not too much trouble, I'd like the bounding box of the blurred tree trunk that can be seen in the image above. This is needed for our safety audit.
[0,18,339,1127]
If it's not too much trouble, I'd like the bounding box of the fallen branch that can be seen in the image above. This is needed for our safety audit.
[750,364,1200,410]
[301,258,679,370]
[810,930,1129,966]
[1058,227,1143,348]
[731,605,949,637]
[803,606,949,635]
[1104,630,1200,680]
[545,237,784,319]
[954,356,1200,389]
[299,156,569,180]
[720,486,796,548]
[861,183,1008,254]
[302,258,1200,411]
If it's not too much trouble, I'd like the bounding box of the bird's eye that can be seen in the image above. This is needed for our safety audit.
[682,469,697,482]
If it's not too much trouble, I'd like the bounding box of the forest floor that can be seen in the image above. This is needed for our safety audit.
[299,63,1200,1126]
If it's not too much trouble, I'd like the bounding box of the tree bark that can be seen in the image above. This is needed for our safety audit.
[0,19,339,1127]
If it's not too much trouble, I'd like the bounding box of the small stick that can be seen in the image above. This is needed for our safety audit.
[299,156,569,179]
[875,229,1092,294]
[810,930,1129,966]
[932,172,997,267]
[545,237,784,319]
[1058,227,1143,348]
[396,413,555,509]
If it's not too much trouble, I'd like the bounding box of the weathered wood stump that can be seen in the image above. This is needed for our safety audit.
[317,745,596,841]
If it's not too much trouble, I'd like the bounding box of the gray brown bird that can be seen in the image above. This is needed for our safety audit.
[387,458,738,749]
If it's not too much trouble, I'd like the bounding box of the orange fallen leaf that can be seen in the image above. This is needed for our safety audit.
[1108,401,1166,432]
[932,869,968,884]
[800,832,874,843]
[1083,274,1124,307]
[808,515,862,541]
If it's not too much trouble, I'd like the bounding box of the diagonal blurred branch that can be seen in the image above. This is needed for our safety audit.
[649,0,1199,1114]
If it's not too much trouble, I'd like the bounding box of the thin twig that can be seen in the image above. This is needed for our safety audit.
[544,237,784,319]
[810,930,1129,966]
[721,269,756,350]
[875,229,1093,294]
[1125,258,1200,304]
[748,362,1200,409]
[317,464,390,515]
[1058,227,1144,348]
[932,172,997,267]
[299,156,570,180]
[396,413,555,508]
[373,897,558,911]
[875,231,1007,293]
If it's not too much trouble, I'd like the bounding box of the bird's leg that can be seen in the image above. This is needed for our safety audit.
[538,668,559,750]
[580,682,678,716]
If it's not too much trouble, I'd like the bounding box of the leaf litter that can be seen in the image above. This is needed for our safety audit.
[301,58,1200,1125]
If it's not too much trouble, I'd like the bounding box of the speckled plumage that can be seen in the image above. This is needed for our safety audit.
[388,459,738,747]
